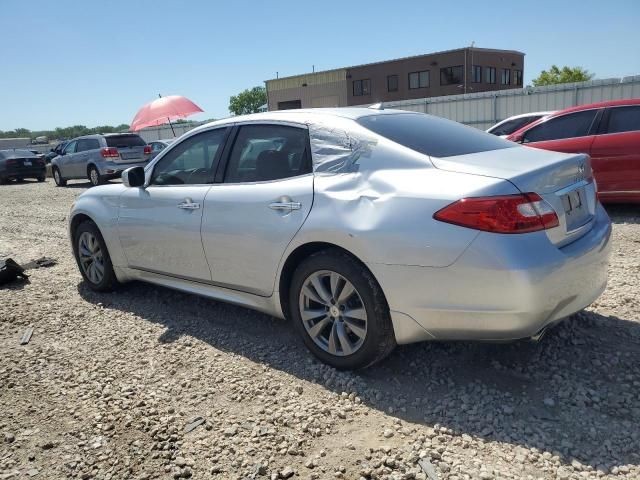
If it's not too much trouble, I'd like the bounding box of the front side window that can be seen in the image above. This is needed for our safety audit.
[486,67,496,84]
[64,140,77,154]
[440,66,463,86]
[353,79,370,96]
[409,70,429,89]
[224,124,311,183]
[501,69,511,85]
[151,128,227,185]
[472,65,482,83]
[607,106,640,134]
[514,70,523,86]
[523,110,598,143]
[387,75,398,92]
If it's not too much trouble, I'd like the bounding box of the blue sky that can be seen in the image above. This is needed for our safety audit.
[1,0,639,131]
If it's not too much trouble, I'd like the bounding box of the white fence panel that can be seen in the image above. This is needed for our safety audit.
[375,75,640,130]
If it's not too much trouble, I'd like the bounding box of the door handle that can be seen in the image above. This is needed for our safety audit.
[269,201,302,211]
[178,198,200,210]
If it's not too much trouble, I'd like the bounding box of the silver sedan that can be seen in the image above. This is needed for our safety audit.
[68,108,611,369]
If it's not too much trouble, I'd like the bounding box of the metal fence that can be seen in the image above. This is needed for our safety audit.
[375,75,640,130]
[136,122,204,142]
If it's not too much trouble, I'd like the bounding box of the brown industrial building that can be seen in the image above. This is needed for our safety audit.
[265,47,524,111]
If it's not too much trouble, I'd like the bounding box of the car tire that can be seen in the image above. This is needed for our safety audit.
[73,221,120,292]
[37,175,45,183]
[0,176,7,184]
[52,167,66,186]
[88,165,103,187]
[289,249,396,370]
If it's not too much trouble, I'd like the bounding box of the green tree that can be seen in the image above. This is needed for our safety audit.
[532,65,594,86]
[229,86,267,116]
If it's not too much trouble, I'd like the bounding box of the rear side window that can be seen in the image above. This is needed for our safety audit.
[489,116,542,136]
[106,135,146,148]
[523,110,598,143]
[607,106,640,134]
[357,113,514,158]
[224,124,311,183]
[76,138,100,152]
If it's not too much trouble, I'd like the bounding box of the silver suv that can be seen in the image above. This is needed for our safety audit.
[51,133,151,187]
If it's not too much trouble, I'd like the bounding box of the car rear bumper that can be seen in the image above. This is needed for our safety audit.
[1,166,46,178]
[369,203,612,344]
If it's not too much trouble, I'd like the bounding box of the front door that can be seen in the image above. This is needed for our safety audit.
[202,123,314,296]
[58,140,77,178]
[117,127,229,281]
[522,109,601,156]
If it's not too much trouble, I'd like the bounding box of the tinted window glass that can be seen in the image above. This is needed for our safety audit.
[76,138,100,152]
[106,135,146,148]
[151,128,227,185]
[489,116,542,136]
[387,75,398,92]
[607,106,640,134]
[523,110,598,143]
[358,113,515,158]
[224,125,311,183]
[440,66,463,86]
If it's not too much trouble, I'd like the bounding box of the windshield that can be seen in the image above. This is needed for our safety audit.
[357,113,515,158]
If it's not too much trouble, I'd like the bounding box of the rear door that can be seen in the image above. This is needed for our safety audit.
[521,109,602,156]
[117,127,229,281]
[201,122,314,296]
[590,105,640,198]
[72,138,94,178]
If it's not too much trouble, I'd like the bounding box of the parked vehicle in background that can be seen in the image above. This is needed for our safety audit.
[51,133,152,187]
[68,108,611,369]
[508,99,640,203]
[29,149,47,163]
[0,149,46,183]
[45,141,68,163]
[487,111,554,137]
[33,136,49,144]
[148,139,174,159]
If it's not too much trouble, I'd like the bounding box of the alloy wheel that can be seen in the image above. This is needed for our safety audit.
[298,270,368,356]
[54,169,61,184]
[78,231,105,284]
[90,168,99,186]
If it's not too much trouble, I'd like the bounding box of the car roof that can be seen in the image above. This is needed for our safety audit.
[549,98,640,117]
[196,107,417,130]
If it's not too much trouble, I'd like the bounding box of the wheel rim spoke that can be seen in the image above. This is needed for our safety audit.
[343,317,366,339]
[336,281,355,304]
[310,275,332,304]
[302,285,328,306]
[307,316,331,339]
[343,307,366,321]
[329,272,340,300]
[78,232,104,284]
[301,308,327,322]
[327,321,338,355]
[335,321,353,355]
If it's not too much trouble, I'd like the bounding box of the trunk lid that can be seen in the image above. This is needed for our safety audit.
[431,146,597,246]
[105,134,148,164]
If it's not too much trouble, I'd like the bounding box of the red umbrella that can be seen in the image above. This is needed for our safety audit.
[130,94,203,134]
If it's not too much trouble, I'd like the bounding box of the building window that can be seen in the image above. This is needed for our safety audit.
[387,75,398,92]
[486,67,496,84]
[472,65,482,83]
[353,79,370,96]
[514,70,523,86]
[440,66,463,86]
[409,70,429,89]
[501,69,511,85]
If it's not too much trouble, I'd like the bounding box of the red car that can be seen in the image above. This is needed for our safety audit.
[507,99,640,203]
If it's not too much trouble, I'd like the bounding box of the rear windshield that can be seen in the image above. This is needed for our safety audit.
[489,116,542,136]
[357,113,515,158]
[0,149,35,159]
[106,135,146,148]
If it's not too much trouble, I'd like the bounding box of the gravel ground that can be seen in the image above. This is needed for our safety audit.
[1,179,639,480]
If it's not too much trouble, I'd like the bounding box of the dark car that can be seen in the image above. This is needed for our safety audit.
[45,141,68,163]
[0,149,47,183]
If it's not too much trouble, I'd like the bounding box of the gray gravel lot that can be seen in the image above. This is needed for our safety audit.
[1,179,639,480]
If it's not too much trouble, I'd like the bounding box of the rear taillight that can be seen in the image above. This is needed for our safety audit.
[143,145,152,155]
[100,147,119,158]
[434,193,559,234]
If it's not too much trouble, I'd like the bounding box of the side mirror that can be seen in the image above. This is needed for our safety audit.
[122,166,145,188]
